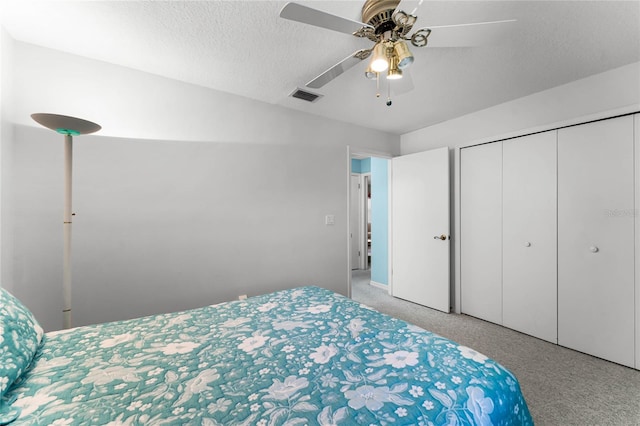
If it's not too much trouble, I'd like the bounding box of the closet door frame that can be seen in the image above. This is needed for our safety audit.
[454,107,637,315]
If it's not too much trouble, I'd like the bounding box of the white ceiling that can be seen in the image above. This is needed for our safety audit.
[1,0,638,135]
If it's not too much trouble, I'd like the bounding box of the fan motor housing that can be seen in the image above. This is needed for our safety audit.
[361,0,401,34]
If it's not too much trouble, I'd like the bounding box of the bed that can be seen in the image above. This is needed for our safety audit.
[1,286,532,425]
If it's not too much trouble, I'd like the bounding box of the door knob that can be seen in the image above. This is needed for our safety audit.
[433,234,447,241]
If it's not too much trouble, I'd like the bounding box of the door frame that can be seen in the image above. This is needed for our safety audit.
[347,147,393,299]
[350,173,361,270]
[349,172,370,271]
[359,173,370,271]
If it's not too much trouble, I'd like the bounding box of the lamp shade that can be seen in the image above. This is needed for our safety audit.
[364,64,377,80]
[394,40,414,70]
[369,42,389,73]
[31,113,101,136]
[386,54,403,80]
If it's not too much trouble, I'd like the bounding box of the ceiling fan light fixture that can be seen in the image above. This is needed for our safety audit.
[364,65,377,79]
[387,68,403,80]
[394,40,414,70]
[369,42,389,72]
[386,53,403,80]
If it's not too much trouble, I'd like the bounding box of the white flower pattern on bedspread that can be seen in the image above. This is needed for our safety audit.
[2,287,533,425]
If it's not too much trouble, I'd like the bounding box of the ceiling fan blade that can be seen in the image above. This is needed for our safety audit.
[394,0,426,17]
[421,19,517,47]
[306,50,369,89]
[280,2,373,35]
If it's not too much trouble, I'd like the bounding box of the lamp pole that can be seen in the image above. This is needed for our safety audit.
[31,113,101,329]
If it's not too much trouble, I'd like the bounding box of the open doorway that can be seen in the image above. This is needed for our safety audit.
[350,155,390,295]
[349,147,451,311]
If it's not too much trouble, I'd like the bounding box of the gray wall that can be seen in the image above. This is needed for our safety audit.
[1,27,14,294]
[12,126,352,330]
[4,39,399,331]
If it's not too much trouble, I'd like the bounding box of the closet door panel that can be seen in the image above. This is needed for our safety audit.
[460,142,502,324]
[503,131,557,343]
[558,115,635,367]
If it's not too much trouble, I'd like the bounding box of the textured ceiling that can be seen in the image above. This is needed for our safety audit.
[1,0,639,135]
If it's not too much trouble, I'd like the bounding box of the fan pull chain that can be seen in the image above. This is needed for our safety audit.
[386,80,392,106]
[376,73,380,98]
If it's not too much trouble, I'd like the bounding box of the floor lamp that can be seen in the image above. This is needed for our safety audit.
[31,113,101,329]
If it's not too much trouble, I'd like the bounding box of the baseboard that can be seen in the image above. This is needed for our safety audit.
[369,280,388,290]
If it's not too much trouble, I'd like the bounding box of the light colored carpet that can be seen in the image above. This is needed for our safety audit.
[350,269,640,426]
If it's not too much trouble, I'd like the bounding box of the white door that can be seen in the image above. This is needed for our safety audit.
[350,174,361,270]
[558,116,635,368]
[502,131,557,343]
[460,142,503,324]
[392,147,450,312]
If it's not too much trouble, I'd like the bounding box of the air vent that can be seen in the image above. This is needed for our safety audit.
[290,88,323,103]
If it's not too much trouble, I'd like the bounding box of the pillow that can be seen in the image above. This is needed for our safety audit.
[0,287,43,398]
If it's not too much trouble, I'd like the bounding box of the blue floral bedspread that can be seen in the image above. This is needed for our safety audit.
[4,286,532,425]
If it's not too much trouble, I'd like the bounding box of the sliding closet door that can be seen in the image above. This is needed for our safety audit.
[460,142,502,324]
[558,116,635,367]
[502,131,557,343]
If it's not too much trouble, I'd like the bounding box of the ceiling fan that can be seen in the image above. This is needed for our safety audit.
[280,0,516,105]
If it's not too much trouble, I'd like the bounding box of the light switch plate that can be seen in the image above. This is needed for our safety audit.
[325,215,335,225]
